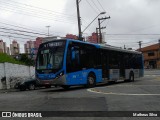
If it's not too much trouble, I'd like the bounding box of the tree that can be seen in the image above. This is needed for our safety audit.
[19,54,34,66]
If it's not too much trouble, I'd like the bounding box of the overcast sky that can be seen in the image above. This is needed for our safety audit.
[0,0,160,53]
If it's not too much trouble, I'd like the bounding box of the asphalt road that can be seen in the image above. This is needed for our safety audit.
[0,69,160,120]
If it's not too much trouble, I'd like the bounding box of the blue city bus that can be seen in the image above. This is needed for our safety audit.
[35,39,144,89]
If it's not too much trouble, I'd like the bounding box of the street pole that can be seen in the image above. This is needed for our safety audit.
[8,35,11,55]
[159,39,160,68]
[98,16,110,43]
[96,28,99,43]
[76,0,82,41]
[98,18,102,43]
[138,41,142,52]
[96,27,106,43]
[46,26,50,37]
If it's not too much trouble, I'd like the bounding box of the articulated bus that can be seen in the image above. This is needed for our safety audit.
[35,39,144,89]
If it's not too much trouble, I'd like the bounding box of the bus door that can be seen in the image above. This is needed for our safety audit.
[66,43,83,84]
[101,51,108,79]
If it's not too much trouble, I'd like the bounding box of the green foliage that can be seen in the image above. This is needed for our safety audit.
[0,53,24,64]
[0,53,34,66]
[19,54,35,66]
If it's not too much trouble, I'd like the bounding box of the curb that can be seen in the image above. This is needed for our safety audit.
[0,89,19,93]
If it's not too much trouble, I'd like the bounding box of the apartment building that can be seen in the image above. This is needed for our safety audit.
[10,40,20,55]
[0,40,10,55]
[141,43,160,68]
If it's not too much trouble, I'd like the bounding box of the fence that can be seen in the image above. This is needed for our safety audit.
[0,62,35,89]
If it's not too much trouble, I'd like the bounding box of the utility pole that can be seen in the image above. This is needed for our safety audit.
[8,35,11,55]
[96,27,106,43]
[96,28,99,43]
[98,16,110,43]
[159,39,160,62]
[46,26,50,37]
[76,0,82,41]
[138,41,142,52]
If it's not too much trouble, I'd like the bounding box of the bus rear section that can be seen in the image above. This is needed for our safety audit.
[100,48,144,82]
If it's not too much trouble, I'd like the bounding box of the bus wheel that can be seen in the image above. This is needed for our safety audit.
[28,84,35,90]
[61,85,70,90]
[87,73,96,88]
[129,72,134,82]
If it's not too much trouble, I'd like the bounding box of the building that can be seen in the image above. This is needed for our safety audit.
[6,47,10,55]
[10,40,20,55]
[66,34,78,40]
[42,36,61,43]
[24,40,35,54]
[24,37,43,53]
[24,35,76,59]
[24,37,43,59]
[140,43,160,68]
[0,40,6,53]
[0,40,10,55]
[86,32,98,43]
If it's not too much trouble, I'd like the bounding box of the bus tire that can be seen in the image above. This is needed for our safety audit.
[129,72,134,82]
[61,85,70,90]
[28,84,35,90]
[45,85,51,88]
[86,73,96,88]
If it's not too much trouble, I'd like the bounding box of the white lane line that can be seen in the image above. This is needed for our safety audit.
[100,85,160,87]
[87,88,160,96]
[145,75,160,76]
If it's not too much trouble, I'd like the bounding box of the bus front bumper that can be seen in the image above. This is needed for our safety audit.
[37,75,67,86]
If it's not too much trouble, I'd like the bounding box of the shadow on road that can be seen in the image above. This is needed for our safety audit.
[40,80,140,93]
[2,79,141,93]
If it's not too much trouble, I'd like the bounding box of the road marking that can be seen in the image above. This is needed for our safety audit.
[87,88,160,96]
[156,77,160,80]
[100,85,160,87]
[145,75,160,77]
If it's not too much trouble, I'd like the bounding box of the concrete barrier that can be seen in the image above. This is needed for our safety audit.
[0,63,35,89]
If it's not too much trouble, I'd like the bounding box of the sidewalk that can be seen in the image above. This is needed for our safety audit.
[0,88,19,93]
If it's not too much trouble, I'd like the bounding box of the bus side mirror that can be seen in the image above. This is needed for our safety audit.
[71,47,76,60]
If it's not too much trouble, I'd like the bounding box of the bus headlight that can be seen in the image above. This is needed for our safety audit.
[59,72,63,76]
[56,71,64,78]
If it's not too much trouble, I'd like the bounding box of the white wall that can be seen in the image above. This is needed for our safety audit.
[0,63,35,89]
[0,63,5,89]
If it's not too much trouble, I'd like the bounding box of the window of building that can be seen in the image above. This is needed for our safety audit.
[148,51,155,56]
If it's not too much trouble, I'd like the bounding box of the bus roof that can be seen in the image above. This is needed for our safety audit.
[41,39,141,55]
[99,44,141,54]
[66,39,141,55]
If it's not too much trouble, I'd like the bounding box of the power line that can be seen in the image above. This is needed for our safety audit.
[0,21,68,36]
[2,1,77,21]
[0,0,77,18]
[96,0,106,12]
[90,0,102,13]
[0,21,46,34]
[85,0,99,14]
[105,34,160,35]
[0,3,75,21]
[0,7,76,24]
[0,30,38,38]
[0,34,32,40]
[0,1,77,24]
[0,27,47,36]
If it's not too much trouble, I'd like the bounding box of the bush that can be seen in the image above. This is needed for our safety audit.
[0,53,24,65]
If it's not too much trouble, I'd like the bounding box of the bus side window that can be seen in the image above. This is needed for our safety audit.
[66,45,80,73]
[66,46,72,72]
[71,47,76,60]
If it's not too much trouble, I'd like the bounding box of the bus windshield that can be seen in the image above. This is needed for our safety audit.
[36,41,66,70]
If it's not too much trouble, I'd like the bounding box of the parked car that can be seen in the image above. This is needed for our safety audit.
[14,78,51,91]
